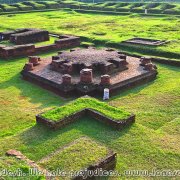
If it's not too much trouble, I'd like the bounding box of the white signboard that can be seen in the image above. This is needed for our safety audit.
[103,88,109,100]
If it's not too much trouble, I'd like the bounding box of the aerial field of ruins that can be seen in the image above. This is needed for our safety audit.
[0,0,179,179]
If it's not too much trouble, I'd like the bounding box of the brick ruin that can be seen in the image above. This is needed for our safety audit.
[0,29,80,59]
[121,37,168,46]
[0,28,49,45]
[21,47,158,97]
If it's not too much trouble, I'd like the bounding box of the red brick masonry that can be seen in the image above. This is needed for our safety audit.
[36,107,135,130]
[0,34,80,59]
[21,54,158,97]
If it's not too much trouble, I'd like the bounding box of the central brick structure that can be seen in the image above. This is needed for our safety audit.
[21,47,158,98]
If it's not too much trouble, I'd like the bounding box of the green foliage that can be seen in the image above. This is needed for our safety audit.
[41,97,131,121]
[0,10,179,59]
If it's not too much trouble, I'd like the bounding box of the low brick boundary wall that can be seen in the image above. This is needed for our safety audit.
[115,51,180,67]
[0,35,80,59]
[36,108,135,130]
[73,152,117,180]
[86,109,135,130]
[121,38,168,46]
[6,149,53,180]
[108,71,158,96]
[6,147,116,180]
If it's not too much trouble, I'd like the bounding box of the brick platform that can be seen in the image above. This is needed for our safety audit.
[21,48,158,98]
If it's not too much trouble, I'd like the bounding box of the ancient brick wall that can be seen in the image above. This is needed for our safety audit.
[0,44,35,59]
[0,35,80,59]
[55,36,81,49]
[36,108,135,130]
[35,44,57,53]
[10,30,49,45]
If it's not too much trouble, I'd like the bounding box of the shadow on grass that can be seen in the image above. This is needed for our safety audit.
[18,116,134,158]
[110,63,180,101]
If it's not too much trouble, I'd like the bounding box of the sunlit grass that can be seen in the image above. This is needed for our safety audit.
[0,10,179,58]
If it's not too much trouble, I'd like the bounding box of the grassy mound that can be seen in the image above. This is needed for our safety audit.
[38,1,60,9]
[23,2,46,10]
[62,1,180,15]
[39,137,109,173]
[40,96,131,121]
[12,3,33,11]
[0,4,18,12]
[163,4,180,15]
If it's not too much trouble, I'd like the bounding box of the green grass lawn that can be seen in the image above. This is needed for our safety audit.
[40,96,131,121]
[0,9,179,179]
[0,10,179,60]
[39,137,109,177]
[0,48,179,178]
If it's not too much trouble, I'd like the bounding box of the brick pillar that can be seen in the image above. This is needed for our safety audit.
[80,69,92,84]
[101,63,114,74]
[62,74,71,85]
[101,75,110,85]
[23,63,33,71]
[140,57,151,66]
[38,57,41,61]
[29,56,40,66]
[144,63,156,71]
[119,54,127,61]
[51,60,59,69]
[52,56,59,60]
[63,63,73,74]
